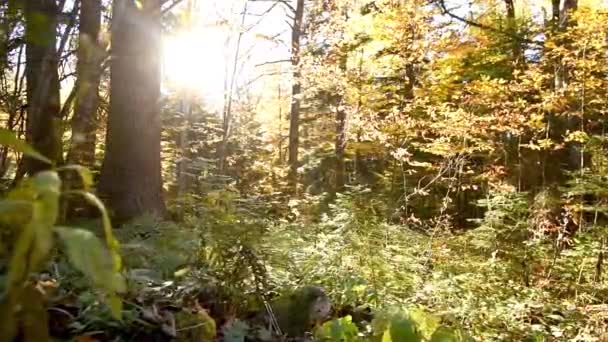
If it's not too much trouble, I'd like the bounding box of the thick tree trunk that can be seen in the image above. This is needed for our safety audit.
[504,0,515,19]
[23,0,63,174]
[67,0,102,167]
[98,0,166,221]
[559,0,578,29]
[288,0,304,187]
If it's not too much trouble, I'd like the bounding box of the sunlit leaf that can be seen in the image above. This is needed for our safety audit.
[0,128,51,164]
[55,227,125,318]
[57,165,94,190]
[382,316,421,342]
[65,190,122,271]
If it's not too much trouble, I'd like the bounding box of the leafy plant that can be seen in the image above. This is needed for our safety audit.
[0,129,124,340]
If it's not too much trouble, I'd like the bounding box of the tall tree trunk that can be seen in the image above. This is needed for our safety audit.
[335,105,346,192]
[288,0,304,188]
[176,94,191,195]
[98,0,165,221]
[543,0,579,187]
[552,0,578,90]
[335,52,348,193]
[22,0,63,175]
[503,0,523,66]
[67,0,102,167]
[218,1,248,173]
[559,0,578,29]
[277,82,283,163]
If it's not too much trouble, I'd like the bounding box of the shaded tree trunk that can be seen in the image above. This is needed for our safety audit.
[335,104,346,192]
[552,0,578,90]
[288,0,304,187]
[335,52,348,193]
[98,0,165,221]
[277,82,284,163]
[503,0,523,66]
[532,0,580,190]
[176,95,191,195]
[67,0,102,167]
[22,0,63,175]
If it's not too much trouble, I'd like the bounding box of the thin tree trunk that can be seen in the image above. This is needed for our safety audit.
[277,82,283,163]
[98,0,166,221]
[335,53,347,193]
[552,0,578,90]
[218,0,248,173]
[503,0,522,65]
[23,0,63,175]
[0,43,24,177]
[177,94,191,195]
[67,0,102,167]
[335,106,346,192]
[288,0,304,188]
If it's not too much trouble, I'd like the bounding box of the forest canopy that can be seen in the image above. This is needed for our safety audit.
[1,0,608,340]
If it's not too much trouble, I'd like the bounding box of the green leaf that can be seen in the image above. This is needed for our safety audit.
[64,190,122,271]
[0,128,51,165]
[222,319,248,342]
[316,316,360,341]
[0,199,32,225]
[31,171,61,196]
[108,296,124,320]
[430,327,474,342]
[409,308,440,339]
[382,316,421,342]
[6,171,61,292]
[430,327,459,342]
[57,165,94,190]
[6,217,37,290]
[55,227,125,318]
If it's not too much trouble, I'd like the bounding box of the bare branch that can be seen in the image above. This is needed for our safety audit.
[249,0,295,14]
[284,19,294,30]
[435,0,542,46]
[255,59,291,67]
[239,70,290,89]
[161,0,185,15]
[244,1,280,17]
[57,0,80,58]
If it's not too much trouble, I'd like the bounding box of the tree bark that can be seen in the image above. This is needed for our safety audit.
[335,103,346,192]
[98,0,166,221]
[288,0,304,187]
[218,1,248,173]
[503,0,523,65]
[552,0,578,90]
[559,0,578,29]
[334,51,348,193]
[67,0,102,167]
[23,0,63,174]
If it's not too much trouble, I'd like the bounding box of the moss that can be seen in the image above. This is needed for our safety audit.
[175,309,216,342]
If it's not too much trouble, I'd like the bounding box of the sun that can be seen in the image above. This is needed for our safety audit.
[162,27,227,105]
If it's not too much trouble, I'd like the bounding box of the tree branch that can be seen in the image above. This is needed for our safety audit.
[255,59,291,67]
[249,0,295,14]
[162,0,185,15]
[435,0,542,46]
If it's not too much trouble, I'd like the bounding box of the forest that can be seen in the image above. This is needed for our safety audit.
[0,0,607,340]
